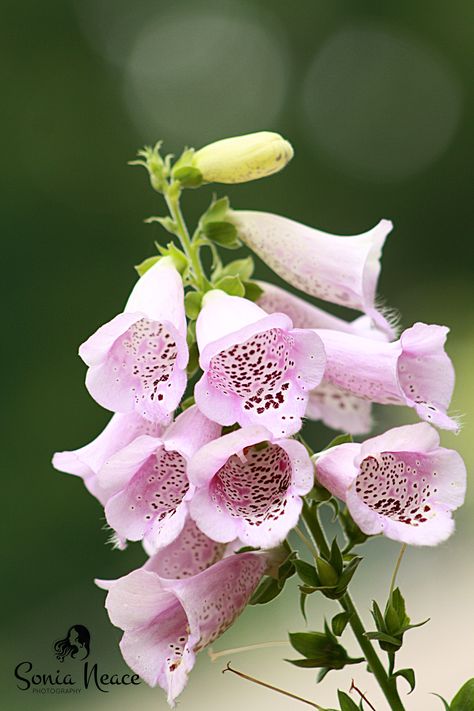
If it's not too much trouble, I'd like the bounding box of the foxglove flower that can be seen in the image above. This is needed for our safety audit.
[316,323,458,431]
[188,425,314,548]
[52,413,166,505]
[79,257,188,422]
[97,551,269,705]
[97,406,221,550]
[257,281,389,434]
[194,290,326,438]
[230,210,394,335]
[315,423,466,545]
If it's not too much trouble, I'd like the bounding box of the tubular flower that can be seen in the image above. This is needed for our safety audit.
[188,425,314,548]
[315,423,466,545]
[316,323,458,431]
[257,281,389,434]
[52,413,166,505]
[96,551,269,705]
[97,406,221,550]
[79,257,188,423]
[230,210,394,335]
[194,290,326,438]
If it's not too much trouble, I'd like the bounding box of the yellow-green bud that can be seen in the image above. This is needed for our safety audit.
[193,131,294,184]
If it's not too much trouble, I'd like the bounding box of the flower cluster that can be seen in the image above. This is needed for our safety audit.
[53,132,466,707]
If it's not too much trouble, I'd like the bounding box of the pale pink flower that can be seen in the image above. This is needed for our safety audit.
[96,550,269,705]
[315,423,466,545]
[188,424,314,548]
[316,322,458,431]
[79,257,188,423]
[230,210,393,335]
[194,290,326,438]
[257,281,390,434]
[52,413,166,505]
[97,406,221,550]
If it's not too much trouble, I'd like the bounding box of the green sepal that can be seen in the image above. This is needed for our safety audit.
[249,549,296,605]
[186,341,200,377]
[392,668,416,694]
[213,275,246,297]
[306,482,332,503]
[203,221,241,249]
[201,195,230,224]
[135,256,161,276]
[172,165,203,188]
[243,281,264,302]
[184,291,203,320]
[331,612,351,637]
[212,256,255,283]
[323,433,353,450]
[145,215,178,234]
[294,559,319,587]
[234,545,261,554]
[179,395,195,411]
[432,693,450,710]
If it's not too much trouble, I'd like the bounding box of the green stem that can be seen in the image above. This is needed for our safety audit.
[301,500,330,559]
[301,501,406,711]
[164,185,207,291]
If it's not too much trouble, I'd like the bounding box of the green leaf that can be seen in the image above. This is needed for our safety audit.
[330,538,344,576]
[451,678,474,710]
[299,592,308,622]
[172,165,203,188]
[306,482,332,503]
[180,395,195,411]
[146,215,178,234]
[371,600,386,632]
[214,256,254,282]
[213,275,246,297]
[249,576,281,605]
[432,693,451,710]
[316,558,339,587]
[337,690,360,711]
[135,255,160,276]
[288,631,347,667]
[234,545,261,554]
[243,281,264,302]
[201,196,230,224]
[365,632,402,647]
[184,291,203,319]
[392,668,416,694]
[202,221,241,248]
[186,341,200,376]
[294,559,319,587]
[323,433,353,450]
[331,612,351,637]
[164,242,188,273]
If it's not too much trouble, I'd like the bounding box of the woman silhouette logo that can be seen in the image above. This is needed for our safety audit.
[54,624,91,662]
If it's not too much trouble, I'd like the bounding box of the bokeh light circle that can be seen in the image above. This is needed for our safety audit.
[301,25,463,181]
[123,7,290,148]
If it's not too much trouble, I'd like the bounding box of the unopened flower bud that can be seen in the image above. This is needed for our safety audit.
[193,131,294,184]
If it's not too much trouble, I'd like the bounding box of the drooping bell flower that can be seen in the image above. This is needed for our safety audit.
[230,210,394,335]
[52,413,166,505]
[194,290,326,438]
[316,323,458,431]
[97,406,221,550]
[79,257,188,423]
[257,281,390,434]
[96,550,270,705]
[188,424,314,548]
[315,423,466,545]
[97,516,228,583]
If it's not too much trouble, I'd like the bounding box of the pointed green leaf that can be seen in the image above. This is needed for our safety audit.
[331,612,351,637]
[299,592,308,622]
[202,196,230,224]
[330,538,344,576]
[184,291,203,319]
[243,281,264,302]
[213,275,246,297]
[432,693,451,710]
[135,256,160,276]
[202,221,241,248]
[337,690,360,711]
[451,678,474,710]
[294,559,319,587]
[323,433,353,450]
[365,631,402,647]
[392,668,416,694]
[214,256,254,282]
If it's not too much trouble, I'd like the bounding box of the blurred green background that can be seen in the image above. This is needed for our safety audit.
[2,0,473,709]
